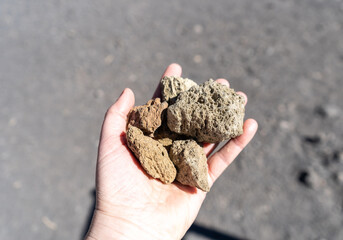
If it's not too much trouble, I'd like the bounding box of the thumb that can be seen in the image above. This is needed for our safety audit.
[100,88,135,141]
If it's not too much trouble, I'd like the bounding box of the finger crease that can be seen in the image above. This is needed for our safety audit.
[232,137,245,151]
[216,150,230,165]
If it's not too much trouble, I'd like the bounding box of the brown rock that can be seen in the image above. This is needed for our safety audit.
[156,137,173,148]
[169,140,210,192]
[128,98,168,136]
[154,122,182,139]
[126,126,176,184]
[153,122,189,151]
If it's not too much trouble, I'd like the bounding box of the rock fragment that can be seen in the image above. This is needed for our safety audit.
[154,122,181,140]
[153,122,187,147]
[128,98,168,136]
[156,137,173,148]
[298,168,325,189]
[169,140,210,192]
[126,126,176,184]
[161,76,197,103]
[167,79,245,143]
[335,171,343,184]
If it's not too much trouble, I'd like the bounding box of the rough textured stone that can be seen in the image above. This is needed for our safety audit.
[167,79,245,143]
[156,137,173,148]
[161,76,197,103]
[128,98,168,136]
[126,125,176,184]
[169,140,210,192]
[153,122,189,151]
[154,122,184,140]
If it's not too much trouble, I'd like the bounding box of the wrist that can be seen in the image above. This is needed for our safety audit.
[85,210,131,240]
[85,209,175,240]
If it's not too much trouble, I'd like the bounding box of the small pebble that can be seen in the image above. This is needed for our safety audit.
[104,54,114,65]
[193,54,203,63]
[42,216,57,230]
[193,24,203,34]
[335,172,343,184]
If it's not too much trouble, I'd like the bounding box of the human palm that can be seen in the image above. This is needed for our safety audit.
[86,64,258,240]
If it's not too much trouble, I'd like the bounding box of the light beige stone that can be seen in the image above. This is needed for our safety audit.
[126,126,176,184]
[161,76,197,103]
[169,140,210,192]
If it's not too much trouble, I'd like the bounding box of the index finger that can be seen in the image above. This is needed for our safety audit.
[152,63,182,98]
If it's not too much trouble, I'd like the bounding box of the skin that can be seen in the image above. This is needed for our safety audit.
[85,63,258,240]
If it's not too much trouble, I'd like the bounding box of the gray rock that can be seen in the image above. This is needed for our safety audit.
[298,168,326,189]
[169,140,210,192]
[334,171,343,184]
[161,76,197,103]
[126,125,176,184]
[167,79,245,143]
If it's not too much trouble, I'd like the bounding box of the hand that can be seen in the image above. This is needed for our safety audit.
[85,63,258,240]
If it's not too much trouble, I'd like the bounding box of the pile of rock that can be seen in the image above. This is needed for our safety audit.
[126,76,245,192]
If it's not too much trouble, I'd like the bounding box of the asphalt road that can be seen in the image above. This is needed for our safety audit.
[1,0,343,239]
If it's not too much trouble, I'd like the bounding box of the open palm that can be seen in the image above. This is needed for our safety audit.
[86,64,258,240]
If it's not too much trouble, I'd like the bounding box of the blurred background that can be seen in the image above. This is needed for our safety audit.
[1,0,343,239]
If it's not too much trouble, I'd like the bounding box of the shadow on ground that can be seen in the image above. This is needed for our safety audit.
[183,223,248,240]
[81,190,96,239]
[81,189,247,240]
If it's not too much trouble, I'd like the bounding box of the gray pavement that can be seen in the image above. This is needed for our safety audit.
[1,0,343,239]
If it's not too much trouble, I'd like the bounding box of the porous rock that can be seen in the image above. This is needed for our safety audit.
[169,140,210,192]
[153,122,193,153]
[153,122,186,147]
[161,76,197,103]
[156,137,173,148]
[167,79,245,143]
[128,98,168,136]
[126,125,176,184]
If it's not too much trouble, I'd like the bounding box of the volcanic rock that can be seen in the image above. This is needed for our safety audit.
[126,125,176,184]
[167,79,245,143]
[161,76,197,103]
[169,139,210,192]
[153,122,188,148]
[128,98,168,136]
